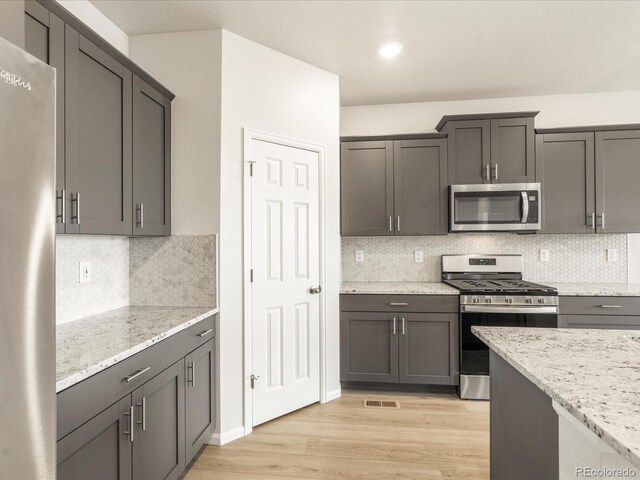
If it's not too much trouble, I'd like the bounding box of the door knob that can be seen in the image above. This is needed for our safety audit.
[309,286,322,295]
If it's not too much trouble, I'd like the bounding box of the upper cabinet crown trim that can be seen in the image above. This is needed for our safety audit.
[435,111,539,132]
[536,123,640,134]
[340,133,447,142]
[34,0,175,101]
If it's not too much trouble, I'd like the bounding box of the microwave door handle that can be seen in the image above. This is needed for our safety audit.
[521,191,529,223]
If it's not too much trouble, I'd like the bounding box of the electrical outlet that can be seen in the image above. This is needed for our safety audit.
[414,250,424,263]
[355,250,364,263]
[79,261,91,283]
[539,249,550,262]
[607,249,618,262]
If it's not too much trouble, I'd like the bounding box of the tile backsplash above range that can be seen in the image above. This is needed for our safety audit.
[342,234,628,283]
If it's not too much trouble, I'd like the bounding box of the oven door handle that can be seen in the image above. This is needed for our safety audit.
[521,191,529,223]
[462,305,558,314]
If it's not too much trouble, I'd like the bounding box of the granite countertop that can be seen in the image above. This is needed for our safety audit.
[548,282,640,297]
[340,282,460,295]
[57,305,218,393]
[473,326,640,469]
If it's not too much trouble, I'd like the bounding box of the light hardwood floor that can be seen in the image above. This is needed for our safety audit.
[185,390,489,480]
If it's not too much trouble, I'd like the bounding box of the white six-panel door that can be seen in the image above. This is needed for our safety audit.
[250,138,320,426]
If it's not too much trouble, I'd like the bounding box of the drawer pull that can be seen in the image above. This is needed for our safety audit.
[136,397,146,431]
[599,305,622,308]
[197,328,213,338]
[389,302,408,306]
[125,367,151,383]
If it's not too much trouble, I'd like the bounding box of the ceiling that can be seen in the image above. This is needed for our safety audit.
[90,0,640,106]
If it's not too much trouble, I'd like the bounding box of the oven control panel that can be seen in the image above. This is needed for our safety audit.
[461,295,559,306]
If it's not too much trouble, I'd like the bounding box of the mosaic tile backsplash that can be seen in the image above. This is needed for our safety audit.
[130,235,216,307]
[56,236,130,325]
[342,234,628,283]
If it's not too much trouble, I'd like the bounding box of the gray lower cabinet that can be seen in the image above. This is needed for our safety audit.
[536,132,595,233]
[340,141,393,236]
[132,75,171,236]
[132,361,185,480]
[398,313,458,385]
[65,25,133,235]
[57,396,132,480]
[340,295,459,386]
[185,340,215,464]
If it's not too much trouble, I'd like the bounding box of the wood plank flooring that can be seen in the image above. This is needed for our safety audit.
[185,390,489,480]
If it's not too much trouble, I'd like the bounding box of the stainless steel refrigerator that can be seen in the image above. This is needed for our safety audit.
[0,36,56,479]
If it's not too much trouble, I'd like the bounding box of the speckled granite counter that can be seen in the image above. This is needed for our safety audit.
[57,306,218,393]
[548,282,640,296]
[340,282,459,295]
[473,326,640,469]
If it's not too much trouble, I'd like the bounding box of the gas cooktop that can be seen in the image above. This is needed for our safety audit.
[443,278,557,294]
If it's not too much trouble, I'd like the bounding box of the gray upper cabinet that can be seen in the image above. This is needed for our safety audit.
[65,25,133,235]
[595,130,640,233]
[133,75,171,236]
[132,360,185,480]
[394,139,448,235]
[57,396,132,480]
[24,1,65,234]
[437,112,538,185]
[341,141,394,236]
[536,132,595,233]
[398,313,458,385]
[340,311,399,383]
[185,340,215,464]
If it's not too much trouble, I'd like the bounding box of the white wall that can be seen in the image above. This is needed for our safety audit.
[219,30,341,439]
[341,90,640,136]
[56,0,129,55]
[129,30,222,235]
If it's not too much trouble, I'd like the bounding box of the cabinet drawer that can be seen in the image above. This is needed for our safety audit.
[559,314,640,329]
[58,314,215,440]
[559,297,640,316]
[340,294,458,313]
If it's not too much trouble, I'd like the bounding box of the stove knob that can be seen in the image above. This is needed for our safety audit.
[485,297,492,304]
[525,297,533,304]
[505,297,513,304]
[472,297,480,304]
[538,297,545,304]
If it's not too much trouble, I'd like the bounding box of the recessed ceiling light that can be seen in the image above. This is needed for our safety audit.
[377,41,403,58]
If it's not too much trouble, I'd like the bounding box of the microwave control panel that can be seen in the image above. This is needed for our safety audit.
[526,191,539,223]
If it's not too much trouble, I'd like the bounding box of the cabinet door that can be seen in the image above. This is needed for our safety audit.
[132,360,185,480]
[341,141,393,236]
[398,313,458,385]
[445,120,491,185]
[393,139,448,235]
[65,26,132,235]
[340,312,398,383]
[185,340,215,464]
[536,133,595,233]
[24,2,66,233]
[559,314,640,330]
[57,396,132,480]
[132,75,171,236]
[595,130,640,233]
[490,117,535,183]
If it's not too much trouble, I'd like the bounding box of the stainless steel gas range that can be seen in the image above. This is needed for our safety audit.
[442,254,559,400]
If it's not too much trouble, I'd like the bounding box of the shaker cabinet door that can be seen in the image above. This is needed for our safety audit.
[132,360,186,480]
[24,2,66,233]
[57,396,132,480]
[398,313,458,385]
[340,312,399,383]
[132,75,171,236]
[393,139,448,235]
[445,120,491,185]
[490,117,535,183]
[341,141,394,236]
[65,26,132,235]
[536,133,595,233]
[185,340,215,464]
[595,130,640,233]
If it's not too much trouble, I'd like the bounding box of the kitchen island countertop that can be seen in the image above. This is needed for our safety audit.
[56,305,218,393]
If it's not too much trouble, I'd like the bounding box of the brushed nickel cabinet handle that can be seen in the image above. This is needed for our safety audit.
[136,397,146,431]
[493,164,499,180]
[56,189,65,224]
[388,216,392,232]
[125,366,150,383]
[396,216,400,232]
[392,317,397,335]
[197,328,213,338]
[188,362,196,387]
[587,213,595,229]
[599,305,621,308]
[484,164,490,181]
[389,302,408,306]
[71,192,80,224]
[124,406,134,442]
[401,317,405,335]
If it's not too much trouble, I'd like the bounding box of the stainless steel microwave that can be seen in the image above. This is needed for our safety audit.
[449,183,542,232]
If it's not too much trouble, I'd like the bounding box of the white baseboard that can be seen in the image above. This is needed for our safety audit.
[325,387,342,402]
[208,426,246,446]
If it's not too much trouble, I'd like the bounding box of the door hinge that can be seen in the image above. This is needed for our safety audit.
[248,160,256,176]
[250,269,253,282]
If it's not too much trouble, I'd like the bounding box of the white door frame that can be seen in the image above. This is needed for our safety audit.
[242,128,327,435]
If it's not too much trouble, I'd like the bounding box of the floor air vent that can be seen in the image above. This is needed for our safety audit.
[363,399,400,409]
